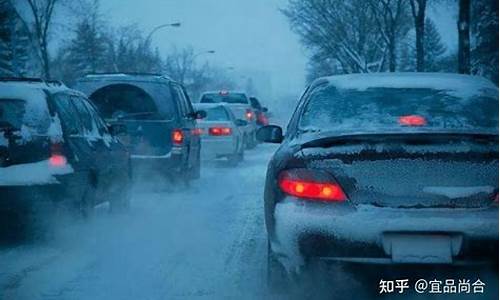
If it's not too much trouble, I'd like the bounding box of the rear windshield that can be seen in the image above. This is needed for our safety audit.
[299,85,499,134]
[0,98,50,133]
[89,84,161,120]
[249,97,262,109]
[203,106,230,121]
[200,93,248,104]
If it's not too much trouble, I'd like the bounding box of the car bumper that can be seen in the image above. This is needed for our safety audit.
[130,148,184,175]
[201,137,236,160]
[0,183,66,212]
[272,198,499,271]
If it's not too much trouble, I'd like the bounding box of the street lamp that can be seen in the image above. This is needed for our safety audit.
[146,22,181,44]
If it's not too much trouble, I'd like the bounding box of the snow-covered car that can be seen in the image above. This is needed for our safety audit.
[193,103,246,165]
[199,91,258,149]
[75,73,205,183]
[0,78,131,220]
[257,73,499,285]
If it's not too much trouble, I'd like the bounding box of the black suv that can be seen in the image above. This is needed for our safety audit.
[75,73,205,183]
[0,78,131,219]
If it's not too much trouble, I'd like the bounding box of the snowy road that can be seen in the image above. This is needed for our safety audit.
[0,145,278,300]
[0,143,498,300]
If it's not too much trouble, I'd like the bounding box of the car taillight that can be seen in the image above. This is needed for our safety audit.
[172,129,184,145]
[245,109,254,121]
[278,169,346,202]
[49,143,67,167]
[209,127,232,136]
[399,115,426,126]
[257,112,269,125]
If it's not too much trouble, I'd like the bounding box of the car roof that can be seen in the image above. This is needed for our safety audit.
[0,79,84,98]
[193,103,229,109]
[201,90,248,96]
[313,72,498,98]
[78,73,176,84]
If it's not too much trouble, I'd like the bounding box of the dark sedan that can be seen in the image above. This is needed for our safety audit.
[257,73,499,285]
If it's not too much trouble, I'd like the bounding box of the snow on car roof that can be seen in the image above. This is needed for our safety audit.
[193,103,228,109]
[0,82,67,139]
[81,73,174,83]
[201,90,249,95]
[321,73,498,99]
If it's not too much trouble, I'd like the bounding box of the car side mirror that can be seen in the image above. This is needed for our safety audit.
[235,119,248,127]
[262,107,268,112]
[107,123,127,135]
[256,125,283,143]
[194,110,207,119]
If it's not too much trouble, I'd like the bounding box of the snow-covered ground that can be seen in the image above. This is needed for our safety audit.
[0,144,277,300]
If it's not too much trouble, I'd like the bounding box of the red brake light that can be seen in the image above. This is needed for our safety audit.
[257,112,269,125]
[172,129,184,144]
[278,170,346,201]
[49,154,67,167]
[399,115,426,126]
[209,127,232,136]
[245,109,254,121]
[219,90,229,96]
[49,143,67,167]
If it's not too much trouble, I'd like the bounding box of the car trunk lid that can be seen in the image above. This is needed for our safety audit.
[301,133,498,208]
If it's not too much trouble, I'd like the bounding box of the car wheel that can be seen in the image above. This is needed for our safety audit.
[267,241,291,292]
[247,131,257,149]
[238,146,244,162]
[189,150,201,179]
[227,151,240,167]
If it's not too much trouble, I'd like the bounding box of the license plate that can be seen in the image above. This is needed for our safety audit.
[384,234,454,264]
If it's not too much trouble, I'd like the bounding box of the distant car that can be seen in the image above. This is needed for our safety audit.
[249,96,269,127]
[0,78,131,221]
[193,103,246,166]
[258,73,499,286]
[75,73,205,184]
[200,90,257,149]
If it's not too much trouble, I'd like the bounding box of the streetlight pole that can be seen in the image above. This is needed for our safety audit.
[145,22,181,45]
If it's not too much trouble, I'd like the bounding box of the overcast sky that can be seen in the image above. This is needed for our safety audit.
[100,0,306,98]
[97,0,457,99]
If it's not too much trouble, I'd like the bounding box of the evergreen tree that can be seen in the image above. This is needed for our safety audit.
[424,18,447,71]
[0,0,32,77]
[471,0,498,84]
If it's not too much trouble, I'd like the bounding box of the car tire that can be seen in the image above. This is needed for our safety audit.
[237,146,244,162]
[189,150,201,179]
[267,241,291,292]
[227,151,240,167]
[247,131,257,149]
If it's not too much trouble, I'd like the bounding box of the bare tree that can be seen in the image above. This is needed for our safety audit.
[368,0,411,72]
[409,0,427,71]
[14,0,60,79]
[283,0,386,74]
[457,0,471,74]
